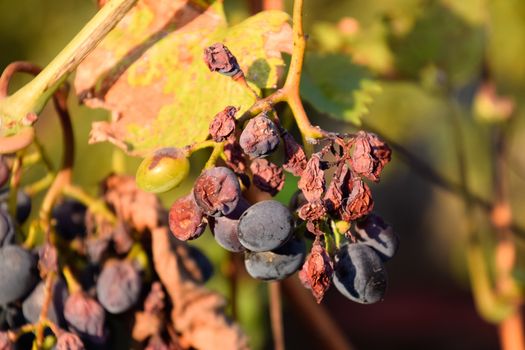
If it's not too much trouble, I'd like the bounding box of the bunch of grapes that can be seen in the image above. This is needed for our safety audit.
[142,43,401,305]
[0,154,218,349]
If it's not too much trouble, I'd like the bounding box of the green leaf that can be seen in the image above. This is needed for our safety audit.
[300,53,381,126]
[75,0,291,156]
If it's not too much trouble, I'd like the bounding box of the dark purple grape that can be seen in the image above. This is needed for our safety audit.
[238,200,293,252]
[52,200,87,240]
[55,332,85,350]
[187,246,214,283]
[354,214,399,261]
[0,157,9,189]
[333,243,387,304]
[239,115,280,158]
[0,245,37,304]
[209,199,249,252]
[22,279,68,326]
[64,291,106,340]
[96,260,141,314]
[244,237,306,280]
[193,167,241,217]
[15,191,31,224]
[0,210,14,247]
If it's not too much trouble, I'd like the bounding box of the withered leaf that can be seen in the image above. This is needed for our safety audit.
[75,1,292,156]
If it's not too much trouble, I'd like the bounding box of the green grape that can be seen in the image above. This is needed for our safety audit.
[136,148,190,193]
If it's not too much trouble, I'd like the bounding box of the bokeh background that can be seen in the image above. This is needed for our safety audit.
[2,0,525,349]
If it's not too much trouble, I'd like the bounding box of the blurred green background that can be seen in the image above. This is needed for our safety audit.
[2,0,525,349]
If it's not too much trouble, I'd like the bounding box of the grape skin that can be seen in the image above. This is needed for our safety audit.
[96,260,141,314]
[238,200,294,252]
[64,291,106,339]
[239,115,280,158]
[0,210,14,247]
[333,243,387,304]
[244,237,306,280]
[209,199,249,252]
[22,279,68,326]
[0,245,37,304]
[354,214,399,261]
[52,200,87,240]
[193,167,241,217]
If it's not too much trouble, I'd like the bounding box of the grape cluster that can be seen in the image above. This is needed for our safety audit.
[0,166,212,349]
[165,59,399,304]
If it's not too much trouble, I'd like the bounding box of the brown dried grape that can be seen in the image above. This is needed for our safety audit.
[169,194,206,241]
[299,240,333,303]
[209,106,238,142]
[340,177,374,222]
[64,291,106,338]
[282,132,307,176]
[193,167,241,217]
[223,139,247,175]
[323,163,350,213]
[239,115,280,158]
[351,132,391,182]
[56,332,85,350]
[250,158,285,196]
[297,200,327,222]
[203,43,243,79]
[298,153,325,202]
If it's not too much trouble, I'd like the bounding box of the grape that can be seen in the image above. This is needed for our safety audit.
[238,200,294,252]
[0,189,31,224]
[15,191,31,224]
[333,243,387,304]
[209,199,249,252]
[187,246,214,283]
[239,115,280,158]
[64,291,106,339]
[244,237,306,280]
[0,245,37,304]
[96,260,141,314]
[55,332,85,350]
[22,279,68,326]
[193,167,241,217]
[0,156,9,188]
[168,194,206,241]
[136,148,190,194]
[52,200,87,240]
[354,214,399,261]
[0,210,14,247]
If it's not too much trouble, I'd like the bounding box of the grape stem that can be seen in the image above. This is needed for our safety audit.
[269,282,285,350]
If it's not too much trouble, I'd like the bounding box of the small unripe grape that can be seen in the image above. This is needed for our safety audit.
[136,148,189,193]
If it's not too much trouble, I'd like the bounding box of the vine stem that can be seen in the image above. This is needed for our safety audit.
[269,282,285,350]
[0,0,137,150]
